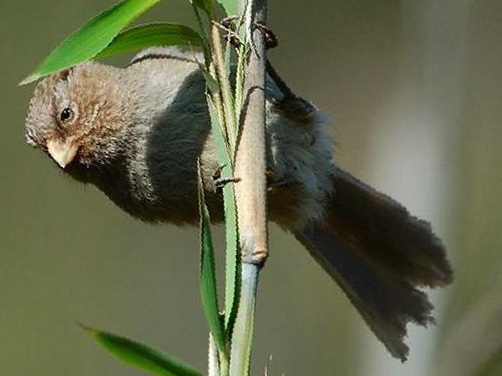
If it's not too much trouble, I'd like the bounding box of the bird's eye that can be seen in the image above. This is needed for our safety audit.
[60,108,74,122]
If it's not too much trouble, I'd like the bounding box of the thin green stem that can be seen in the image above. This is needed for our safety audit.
[206,93,240,339]
[207,21,242,340]
[208,335,220,376]
[229,263,260,376]
[219,353,230,376]
[207,65,232,158]
[192,6,209,48]
[234,43,246,121]
[210,22,238,153]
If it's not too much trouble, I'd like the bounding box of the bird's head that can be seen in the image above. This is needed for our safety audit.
[25,62,132,174]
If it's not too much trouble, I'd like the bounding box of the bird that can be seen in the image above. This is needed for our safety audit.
[25,46,453,361]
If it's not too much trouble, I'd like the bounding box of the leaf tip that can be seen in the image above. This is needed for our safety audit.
[77,321,97,336]
[19,74,40,86]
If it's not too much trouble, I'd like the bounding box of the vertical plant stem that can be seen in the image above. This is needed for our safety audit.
[207,25,242,333]
[210,23,238,151]
[234,43,247,120]
[208,334,220,376]
[207,94,240,334]
[219,351,230,376]
[230,0,268,374]
[229,263,259,375]
[234,0,268,266]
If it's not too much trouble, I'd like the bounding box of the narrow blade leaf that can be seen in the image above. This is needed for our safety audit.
[222,181,240,330]
[96,23,203,59]
[21,0,161,85]
[216,0,239,16]
[189,0,214,16]
[197,162,226,354]
[229,264,259,376]
[206,97,240,332]
[84,326,202,376]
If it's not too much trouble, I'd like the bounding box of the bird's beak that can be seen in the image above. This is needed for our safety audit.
[46,139,78,169]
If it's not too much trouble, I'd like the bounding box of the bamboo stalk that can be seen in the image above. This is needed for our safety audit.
[229,0,268,374]
[234,0,268,267]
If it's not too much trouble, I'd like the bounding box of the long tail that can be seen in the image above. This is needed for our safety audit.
[294,167,453,361]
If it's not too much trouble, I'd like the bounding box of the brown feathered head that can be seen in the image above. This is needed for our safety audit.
[25,63,132,172]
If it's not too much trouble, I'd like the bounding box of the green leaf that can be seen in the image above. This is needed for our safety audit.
[189,0,214,16]
[215,0,239,16]
[197,162,227,355]
[96,23,203,60]
[83,326,202,376]
[206,96,240,332]
[222,180,240,331]
[200,68,220,94]
[234,43,248,122]
[20,0,161,85]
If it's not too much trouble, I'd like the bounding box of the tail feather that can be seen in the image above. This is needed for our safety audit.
[296,225,433,361]
[328,168,453,287]
[294,168,453,361]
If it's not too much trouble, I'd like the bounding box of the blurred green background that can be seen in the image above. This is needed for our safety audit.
[2,0,502,375]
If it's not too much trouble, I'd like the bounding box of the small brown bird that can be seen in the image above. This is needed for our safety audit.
[25,47,452,361]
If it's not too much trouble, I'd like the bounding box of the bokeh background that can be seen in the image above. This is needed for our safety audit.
[2,0,502,375]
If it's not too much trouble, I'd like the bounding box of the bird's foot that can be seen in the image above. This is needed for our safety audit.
[212,165,241,189]
[214,176,241,189]
[219,17,278,50]
[255,21,278,49]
